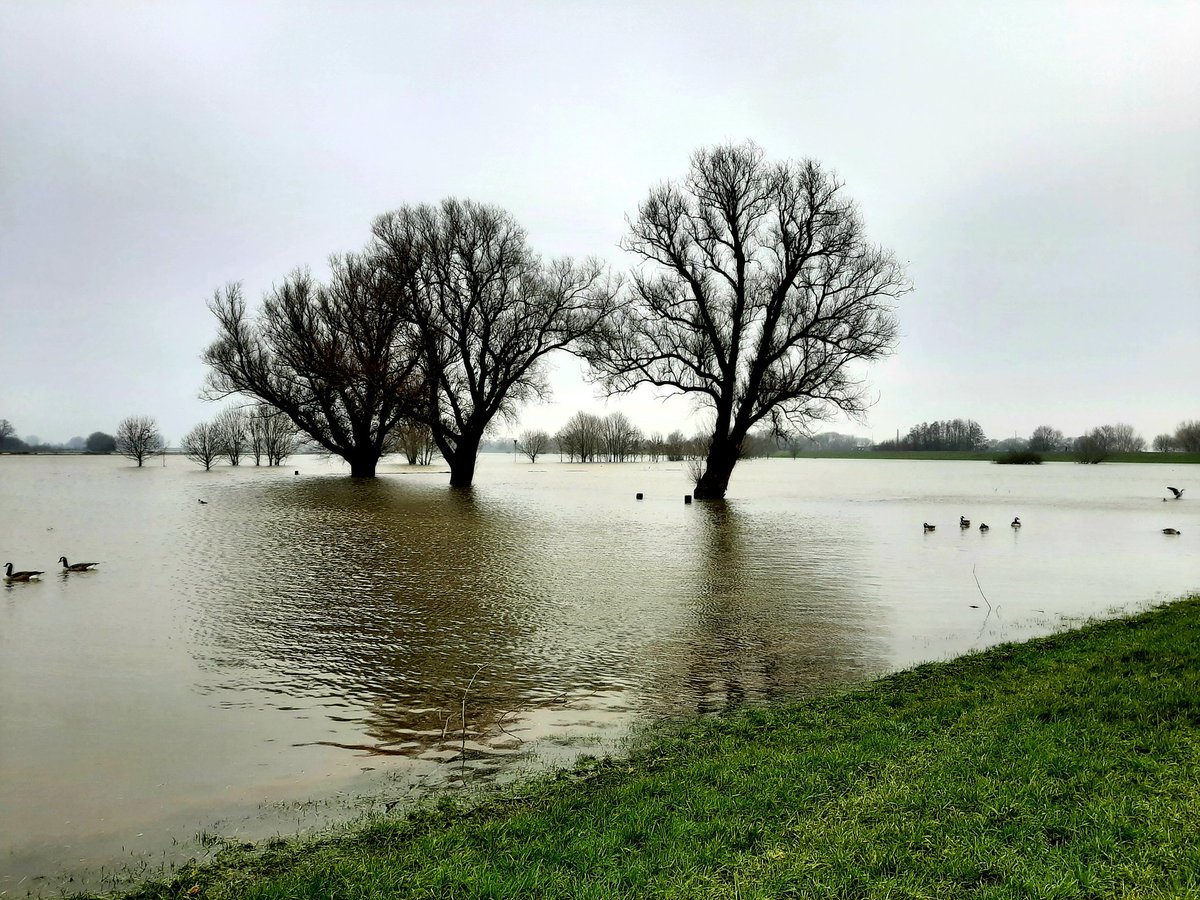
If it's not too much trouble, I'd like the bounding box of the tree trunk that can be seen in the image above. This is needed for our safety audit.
[348,455,377,477]
[446,432,482,487]
[693,439,741,500]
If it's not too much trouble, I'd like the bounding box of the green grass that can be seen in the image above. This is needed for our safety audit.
[99,598,1200,899]
[779,450,1200,464]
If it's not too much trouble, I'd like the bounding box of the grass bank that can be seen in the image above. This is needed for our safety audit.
[778,450,1200,463]
[106,599,1200,899]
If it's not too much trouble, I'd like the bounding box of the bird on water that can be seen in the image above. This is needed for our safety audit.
[923,523,936,532]
[979,523,990,532]
[59,557,99,572]
[1162,528,1181,536]
[4,563,44,582]
[960,516,971,528]
[1011,517,1022,528]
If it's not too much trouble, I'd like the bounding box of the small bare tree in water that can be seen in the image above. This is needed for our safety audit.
[115,415,165,467]
[397,421,437,465]
[181,421,223,470]
[583,142,908,499]
[213,407,248,466]
[517,429,551,463]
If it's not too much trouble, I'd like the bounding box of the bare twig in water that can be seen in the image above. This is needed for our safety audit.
[972,564,992,612]
[459,664,487,778]
[494,688,601,742]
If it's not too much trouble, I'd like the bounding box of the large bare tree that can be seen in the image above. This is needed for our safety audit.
[372,199,618,487]
[203,251,420,477]
[584,143,908,498]
[115,415,164,467]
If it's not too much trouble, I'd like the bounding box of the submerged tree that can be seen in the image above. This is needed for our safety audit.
[372,199,618,487]
[517,428,551,463]
[181,421,223,470]
[115,415,164,467]
[583,142,908,499]
[204,251,421,477]
[213,407,248,466]
[396,420,437,465]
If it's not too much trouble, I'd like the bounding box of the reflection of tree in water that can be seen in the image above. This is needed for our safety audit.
[188,477,570,760]
[641,501,889,716]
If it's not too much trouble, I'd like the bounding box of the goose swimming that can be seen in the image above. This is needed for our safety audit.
[4,562,44,582]
[59,557,100,572]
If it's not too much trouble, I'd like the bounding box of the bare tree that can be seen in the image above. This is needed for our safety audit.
[600,412,641,462]
[583,142,907,498]
[517,428,551,463]
[203,251,421,477]
[213,407,248,466]
[1029,425,1065,452]
[556,411,604,462]
[0,419,22,452]
[1174,420,1200,453]
[397,421,437,465]
[371,199,619,487]
[1074,422,1145,463]
[115,415,164,467]
[1152,433,1177,452]
[181,421,223,470]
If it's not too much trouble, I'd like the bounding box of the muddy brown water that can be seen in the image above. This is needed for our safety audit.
[2,453,1196,893]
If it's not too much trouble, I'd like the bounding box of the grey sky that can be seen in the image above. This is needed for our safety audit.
[2,1,1197,447]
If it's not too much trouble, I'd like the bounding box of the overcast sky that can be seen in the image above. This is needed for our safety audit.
[2,1,1197,447]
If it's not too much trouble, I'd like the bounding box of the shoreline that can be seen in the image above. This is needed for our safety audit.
[85,595,1200,899]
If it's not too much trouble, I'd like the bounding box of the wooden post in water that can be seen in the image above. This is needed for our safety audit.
[684,494,692,504]
[636,492,644,500]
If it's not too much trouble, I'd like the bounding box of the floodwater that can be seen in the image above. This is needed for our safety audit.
[1,453,1196,892]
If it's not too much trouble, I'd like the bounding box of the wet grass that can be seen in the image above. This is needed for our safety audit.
[781,450,1200,464]
[93,597,1200,899]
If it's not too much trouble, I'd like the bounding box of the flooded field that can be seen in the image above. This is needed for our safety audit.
[2,452,1196,893]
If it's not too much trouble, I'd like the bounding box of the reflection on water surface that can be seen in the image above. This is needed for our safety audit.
[1,453,1196,891]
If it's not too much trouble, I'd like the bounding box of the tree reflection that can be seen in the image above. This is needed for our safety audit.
[187,476,558,762]
[641,501,889,716]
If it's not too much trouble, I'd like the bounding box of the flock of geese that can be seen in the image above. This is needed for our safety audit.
[921,487,1186,537]
[4,557,99,583]
[923,516,1021,533]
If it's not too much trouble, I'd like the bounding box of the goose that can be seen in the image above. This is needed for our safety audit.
[1162,528,1181,536]
[959,516,971,528]
[1011,517,1022,528]
[198,499,208,505]
[979,523,990,532]
[4,562,44,582]
[923,523,936,532]
[1167,487,1184,499]
[59,556,99,572]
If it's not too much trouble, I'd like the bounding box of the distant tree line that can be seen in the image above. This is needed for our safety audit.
[511,411,777,465]
[866,419,1198,464]
[874,419,989,451]
[0,418,117,454]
